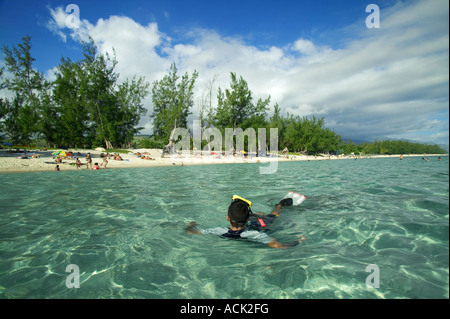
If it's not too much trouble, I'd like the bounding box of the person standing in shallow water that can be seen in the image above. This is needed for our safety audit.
[85,152,92,169]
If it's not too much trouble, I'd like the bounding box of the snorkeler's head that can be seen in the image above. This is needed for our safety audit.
[228,196,252,228]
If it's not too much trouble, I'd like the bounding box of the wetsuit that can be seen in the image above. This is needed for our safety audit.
[247,213,277,231]
[201,226,272,244]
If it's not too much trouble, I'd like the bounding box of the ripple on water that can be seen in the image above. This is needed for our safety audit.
[0,158,448,298]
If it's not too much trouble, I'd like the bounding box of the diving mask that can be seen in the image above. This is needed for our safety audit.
[231,195,252,208]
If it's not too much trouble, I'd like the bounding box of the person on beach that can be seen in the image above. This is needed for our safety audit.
[85,152,92,169]
[75,158,82,169]
[102,156,108,168]
[186,195,306,249]
[93,162,100,170]
[55,164,60,171]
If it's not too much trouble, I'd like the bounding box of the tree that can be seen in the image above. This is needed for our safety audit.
[113,76,149,147]
[199,73,218,130]
[151,63,198,140]
[50,38,149,149]
[51,57,89,148]
[215,72,254,131]
[1,35,48,145]
[359,140,447,155]
[281,114,341,154]
[81,40,120,149]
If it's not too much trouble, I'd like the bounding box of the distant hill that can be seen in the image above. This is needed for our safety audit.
[438,144,449,153]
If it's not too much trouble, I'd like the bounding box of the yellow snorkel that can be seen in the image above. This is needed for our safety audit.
[232,195,252,208]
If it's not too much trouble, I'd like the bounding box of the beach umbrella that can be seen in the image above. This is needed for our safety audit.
[52,150,72,157]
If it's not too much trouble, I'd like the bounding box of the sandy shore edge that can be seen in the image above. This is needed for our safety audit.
[0,148,446,173]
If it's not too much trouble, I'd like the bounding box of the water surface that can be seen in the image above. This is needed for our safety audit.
[0,157,448,298]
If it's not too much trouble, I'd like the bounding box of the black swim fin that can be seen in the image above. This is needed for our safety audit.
[279,198,293,207]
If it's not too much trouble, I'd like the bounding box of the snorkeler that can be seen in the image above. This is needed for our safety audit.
[186,195,306,249]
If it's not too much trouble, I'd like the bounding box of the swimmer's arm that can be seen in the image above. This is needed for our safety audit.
[267,235,306,249]
[186,221,202,234]
[251,212,266,217]
[269,204,283,217]
[253,204,282,218]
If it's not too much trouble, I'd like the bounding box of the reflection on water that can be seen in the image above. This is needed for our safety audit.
[0,157,448,298]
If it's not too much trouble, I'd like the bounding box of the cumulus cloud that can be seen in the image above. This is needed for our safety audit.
[292,38,322,56]
[45,0,449,145]
[46,6,69,42]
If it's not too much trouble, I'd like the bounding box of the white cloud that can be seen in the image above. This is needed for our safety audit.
[87,16,169,78]
[292,38,317,55]
[47,6,69,42]
[44,0,449,145]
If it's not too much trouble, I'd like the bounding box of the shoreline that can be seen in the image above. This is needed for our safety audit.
[0,148,447,174]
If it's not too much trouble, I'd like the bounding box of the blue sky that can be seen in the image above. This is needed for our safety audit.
[1,0,378,70]
[0,0,449,148]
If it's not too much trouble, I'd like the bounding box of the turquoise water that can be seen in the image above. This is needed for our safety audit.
[0,157,448,299]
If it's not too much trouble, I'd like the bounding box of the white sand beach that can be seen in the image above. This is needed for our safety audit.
[0,148,446,173]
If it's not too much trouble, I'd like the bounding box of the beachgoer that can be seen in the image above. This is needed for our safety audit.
[55,165,60,171]
[438,157,442,161]
[93,162,100,170]
[102,156,108,168]
[76,158,82,169]
[86,152,92,169]
[186,195,306,249]
[399,154,404,160]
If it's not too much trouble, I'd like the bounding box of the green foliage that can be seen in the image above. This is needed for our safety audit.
[1,36,150,149]
[2,36,445,155]
[281,114,341,154]
[195,72,341,154]
[356,140,447,155]
[1,35,48,145]
[150,63,198,140]
[137,137,166,149]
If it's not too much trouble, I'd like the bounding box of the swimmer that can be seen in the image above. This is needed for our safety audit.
[186,195,306,249]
